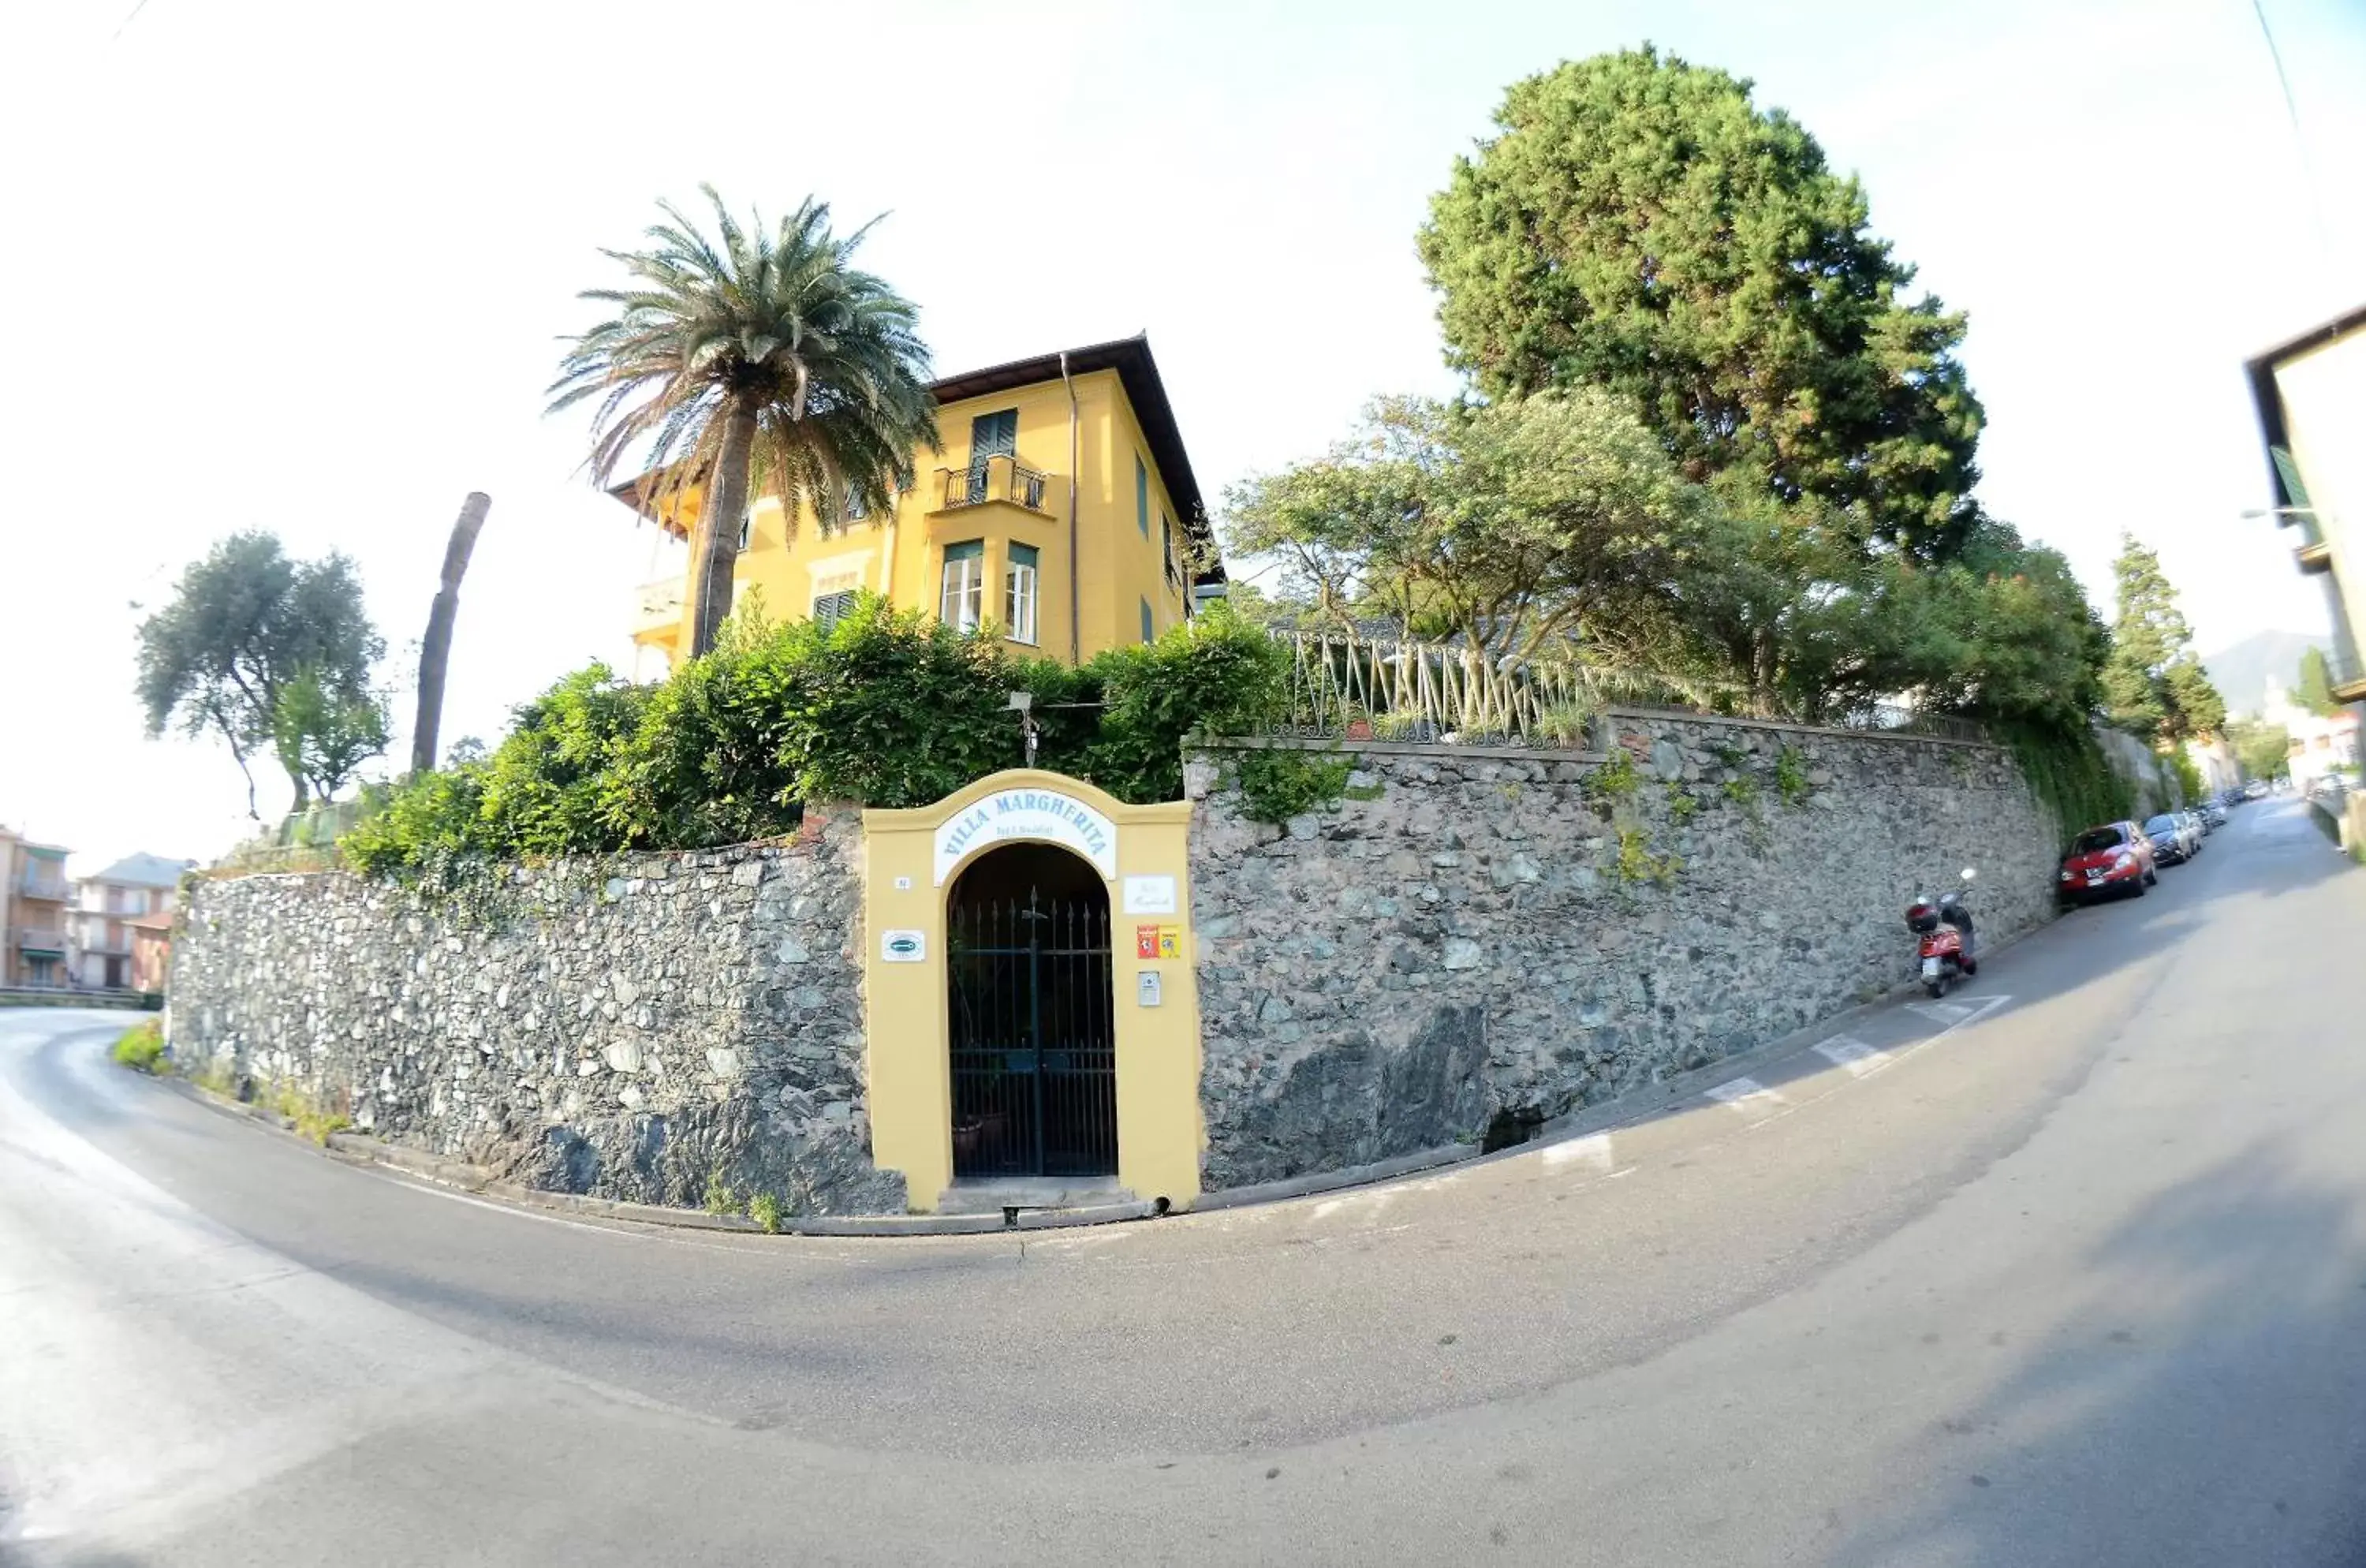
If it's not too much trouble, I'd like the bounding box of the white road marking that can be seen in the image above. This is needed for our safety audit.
[1812,1035,1891,1078]
[1702,1076,1786,1115]
[1905,999,1974,1026]
[1541,1133,1615,1172]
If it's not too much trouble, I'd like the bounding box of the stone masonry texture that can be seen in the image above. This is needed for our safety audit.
[1186,713,2061,1190]
[167,809,904,1216]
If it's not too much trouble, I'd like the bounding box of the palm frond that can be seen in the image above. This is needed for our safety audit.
[550,186,942,648]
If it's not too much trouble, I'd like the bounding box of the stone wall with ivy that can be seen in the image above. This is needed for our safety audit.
[166,807,901,1218]
[1185,712,2058,1189]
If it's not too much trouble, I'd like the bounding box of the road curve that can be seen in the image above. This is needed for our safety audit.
[4,797,2364,1566]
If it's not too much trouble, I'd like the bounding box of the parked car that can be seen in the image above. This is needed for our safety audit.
[2245,779,2270,799]
[2202,801,2229,829]
[2142,812,2192,865]
[2058,821,2155,903]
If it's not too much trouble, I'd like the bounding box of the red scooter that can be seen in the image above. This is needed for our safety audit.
[1906,869,1978,998]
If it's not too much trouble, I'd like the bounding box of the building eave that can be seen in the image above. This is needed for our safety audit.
[2243,301,2366,511]
[603,333,1224,581]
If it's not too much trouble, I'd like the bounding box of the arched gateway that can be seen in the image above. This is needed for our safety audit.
[860,771,1201,1212]
[944,842,1116,1178]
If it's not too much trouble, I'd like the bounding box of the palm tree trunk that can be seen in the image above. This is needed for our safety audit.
[412,492,491,775]
[691,405,759,658]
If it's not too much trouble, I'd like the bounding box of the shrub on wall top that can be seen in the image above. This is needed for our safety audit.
[341,595,1287,879]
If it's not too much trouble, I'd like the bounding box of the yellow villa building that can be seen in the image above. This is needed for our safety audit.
[603,333,1230,1209]
[618,334,1220,670]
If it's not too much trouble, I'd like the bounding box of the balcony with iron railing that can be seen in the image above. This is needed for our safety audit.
[2291,512,2332,574]
[2327,648,2366,705]
[933,454,1051,516]
[17,872,69,902]
[11,926,66,954]
[631,574,687,638]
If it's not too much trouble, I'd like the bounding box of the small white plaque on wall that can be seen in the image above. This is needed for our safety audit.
[879,929,927,963]
[1121,875,1178,915]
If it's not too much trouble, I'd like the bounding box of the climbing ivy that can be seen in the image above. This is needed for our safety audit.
[1236,749,1354,824]
[1614,826,1681,886]
[1585,746,1640,805]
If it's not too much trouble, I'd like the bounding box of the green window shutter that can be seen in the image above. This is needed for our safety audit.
[943,540,984,563]
[1140,597,1155,644]
[1007,542,1039,569]
[2269,445,2313,510]
[972,410,1018,457]
[1136,457,1149,537]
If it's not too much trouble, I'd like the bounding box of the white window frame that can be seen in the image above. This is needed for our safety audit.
[941,542,985,633]
[1004,543,1039,645]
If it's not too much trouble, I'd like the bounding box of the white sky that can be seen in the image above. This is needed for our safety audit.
[2,0,2360,872]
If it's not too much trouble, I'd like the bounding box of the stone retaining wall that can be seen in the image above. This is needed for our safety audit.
[1186,713,2059,1189]
[166,808,901,1215]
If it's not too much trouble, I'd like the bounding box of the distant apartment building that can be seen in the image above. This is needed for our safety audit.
[2245,304,2366,761]
[69,853,191,991]
[0,825,73,988]
[2261,678,2363,793]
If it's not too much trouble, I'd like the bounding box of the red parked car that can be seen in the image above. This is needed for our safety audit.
[2057,821,2156,905]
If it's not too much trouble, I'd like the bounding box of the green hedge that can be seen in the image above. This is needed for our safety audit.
[1991,716,2133,849]
[343,597,1286,880]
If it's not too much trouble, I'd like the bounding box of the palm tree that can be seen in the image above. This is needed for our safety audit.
[550,186,939,658]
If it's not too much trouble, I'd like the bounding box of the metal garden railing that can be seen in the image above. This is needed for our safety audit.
[1257,629,1987,749]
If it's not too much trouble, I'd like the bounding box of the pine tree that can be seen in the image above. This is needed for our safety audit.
[2103,534,2226,744]
[1419,47,1984,561]
[2295,647,2344,718]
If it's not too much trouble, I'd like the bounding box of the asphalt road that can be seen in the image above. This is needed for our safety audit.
[5,797,2364,1566]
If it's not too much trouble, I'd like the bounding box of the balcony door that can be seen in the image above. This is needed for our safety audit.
[966,409,1017,504]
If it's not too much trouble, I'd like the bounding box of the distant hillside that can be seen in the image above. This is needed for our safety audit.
[2203,629,2331,718]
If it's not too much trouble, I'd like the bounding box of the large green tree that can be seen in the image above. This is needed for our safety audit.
[2103,533,2226,743]
[1657,481,1865,718]
[2227,718,2293,781]
[272,665,391,802]
[1221,389,1700,658]
[135,532,386,816]
[1418,47,1984,559]
[550,187,939,658]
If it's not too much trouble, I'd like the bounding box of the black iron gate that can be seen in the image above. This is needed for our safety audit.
[946,890,1116,1178]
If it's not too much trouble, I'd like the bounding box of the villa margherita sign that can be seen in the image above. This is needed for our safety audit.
[933,788,1118,885]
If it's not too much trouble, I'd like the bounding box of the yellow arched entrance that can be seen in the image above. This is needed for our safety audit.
[860,770,1201,1212]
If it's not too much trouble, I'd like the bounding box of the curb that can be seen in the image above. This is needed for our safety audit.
[142,910,2054,1241]
[155,1074,1145,1238]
